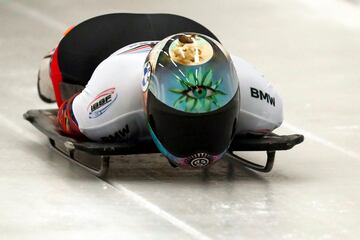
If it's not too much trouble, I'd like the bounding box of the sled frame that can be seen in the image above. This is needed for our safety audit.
[24,109,304,177]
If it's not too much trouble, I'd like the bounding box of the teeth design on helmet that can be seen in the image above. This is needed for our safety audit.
[169,68,226,112]
[187,153,210,168]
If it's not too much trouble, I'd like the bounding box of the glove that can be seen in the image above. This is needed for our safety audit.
[57,94,83,138]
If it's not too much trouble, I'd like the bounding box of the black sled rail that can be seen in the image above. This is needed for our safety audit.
[24,109,159,177]
[227,134,304,172]
[24,109,304,177]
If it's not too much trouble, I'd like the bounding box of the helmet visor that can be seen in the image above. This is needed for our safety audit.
[147,89,240,158]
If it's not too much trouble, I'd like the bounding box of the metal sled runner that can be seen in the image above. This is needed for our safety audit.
[24,109,304,177]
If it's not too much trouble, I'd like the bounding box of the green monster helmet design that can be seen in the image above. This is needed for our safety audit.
[143,33,240,168]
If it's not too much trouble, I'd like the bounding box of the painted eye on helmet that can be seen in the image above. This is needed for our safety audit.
[185,86,215,99]
[169,68,227,112]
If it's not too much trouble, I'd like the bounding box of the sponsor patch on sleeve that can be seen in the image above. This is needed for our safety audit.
[87,87,118,119]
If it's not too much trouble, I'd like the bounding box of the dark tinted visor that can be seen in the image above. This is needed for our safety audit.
[147,89,239,157]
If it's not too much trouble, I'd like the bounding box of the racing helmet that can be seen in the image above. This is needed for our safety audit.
[142,33,240,168]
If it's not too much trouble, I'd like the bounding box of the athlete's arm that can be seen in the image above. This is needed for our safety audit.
[56,47,151,142]
[231,55,283,135]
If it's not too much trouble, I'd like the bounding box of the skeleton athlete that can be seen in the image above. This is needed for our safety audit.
[38,14,282,168]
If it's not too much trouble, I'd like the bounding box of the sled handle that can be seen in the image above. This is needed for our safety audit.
[49,138,110,178]
[226,151,275,173]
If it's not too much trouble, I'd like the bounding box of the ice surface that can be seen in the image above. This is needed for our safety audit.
[0,0,359,239]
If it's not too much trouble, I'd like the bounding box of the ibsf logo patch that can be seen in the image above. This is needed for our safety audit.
[88,87,118,119]
[142,61,151,92]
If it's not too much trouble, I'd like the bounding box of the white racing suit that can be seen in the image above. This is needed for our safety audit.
[58,41,283,142]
